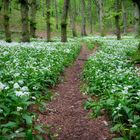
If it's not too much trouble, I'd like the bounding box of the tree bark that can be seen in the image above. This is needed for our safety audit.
[0,0,3,11]
[115,0,121,40]
[122,0,127,34]
[54,0,59,30]
[81,0,87,36]
[46,0,51,42]
[69,0,77,37]
[98,0,104,36]
[3,0,11,42]
[30,0,37,38]
[21,0,30,42]
[61,0,70,42]
[88,0,93,34]
[133,2,140,37]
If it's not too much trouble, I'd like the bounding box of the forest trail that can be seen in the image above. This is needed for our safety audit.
[39,46,112,140]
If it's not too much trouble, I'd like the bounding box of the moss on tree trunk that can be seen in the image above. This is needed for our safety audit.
[3,0,11,42]
[21,0,30,42]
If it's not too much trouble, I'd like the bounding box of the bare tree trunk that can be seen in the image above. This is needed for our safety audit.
[0,0,3,11]
[54,0,59,30]
[30,0,37,38]
[88,0,93,34]
[98,0,104,36]
[61,0,70,42]
[81,0,87,36]
[122,0,127,34]
[46,0,51,42]
[69,0,77,37]
[3,0,11,42]
[115,0,121,40]
[134,3,140,37]
[21,0,30,42]
[133,0,140,38]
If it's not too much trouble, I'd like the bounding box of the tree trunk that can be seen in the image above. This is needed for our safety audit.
[122,0,127,34]
[30,0,37,38]
[69,0,77,37]
[134,3,140,37]
[115,0,121,40]
[46,0,51,42]
[61,0,70,42]
[81,0,87,36]
[54,0,59,30]
[0,0,3,11]
[88,0,93,34]
[21,0,30,42]
[98,0,104,36]
[132,0,140,38]
[3,0,11,42]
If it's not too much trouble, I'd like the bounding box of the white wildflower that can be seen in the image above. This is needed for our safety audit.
[15,130,19,133]
[18,80,24,85]
[3,51,9,55]
[132,124,137,128]
[137,90,140,96]
[23,92,30,95]
[15,91,24,96]
[17,107,23,112]
[31,96,36,100]
[0,109,3,113]
[14,73,20,77]
[0,82,5,91]
[13,83,20,89]
[21,86,29,92]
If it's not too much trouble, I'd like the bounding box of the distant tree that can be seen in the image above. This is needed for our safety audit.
[61,0,70,42]
[122,0,127,34]
[54,0,59,29]
[69,0,77,37]
[0,0,3,11]
[30,0,37,38]
[81,0,87,36]
[134,2,139,36]
[46,0,51,42]
[88,0,93,34]
[133,0,140,37]
[114,0,121,40]
[20,0,30,42]
[98,0,104,36]
[3,0,11,42]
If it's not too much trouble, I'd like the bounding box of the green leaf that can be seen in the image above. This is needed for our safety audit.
[22,114,32,125]
[1,121,17,128]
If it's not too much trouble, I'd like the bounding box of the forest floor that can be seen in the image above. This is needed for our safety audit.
[38,45,113,140]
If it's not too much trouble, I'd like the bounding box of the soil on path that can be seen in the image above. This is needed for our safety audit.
[39,46,113,140]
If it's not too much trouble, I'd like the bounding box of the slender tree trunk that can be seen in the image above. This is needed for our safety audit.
[132,1,140,37]
[81,0,87,36]
[115,0,121,40]
[98,0,104,36]
[88,0,93,34]
[30,0,37,38]
[3,0,11,42]
[69,0,77,37]
[0,0,3,11]
[122,0,127,34]
[54,0,59,29]
[134,3,140,37]
[46,0,51,42]
[21,0,30,42]
[61,0,70,42]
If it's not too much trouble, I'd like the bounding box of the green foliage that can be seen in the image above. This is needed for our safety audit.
[83,36,140,139]
[0,39,81,138]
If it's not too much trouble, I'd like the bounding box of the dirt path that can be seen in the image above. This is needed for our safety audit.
[39,46,112,140]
